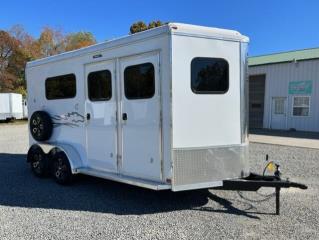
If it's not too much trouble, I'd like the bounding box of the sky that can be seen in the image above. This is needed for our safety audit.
[1,0,319,56]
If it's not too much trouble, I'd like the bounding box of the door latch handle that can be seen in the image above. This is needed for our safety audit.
[122,113,127,121]
[86,113,91,120]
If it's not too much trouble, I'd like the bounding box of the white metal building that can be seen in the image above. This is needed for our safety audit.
[248,48,319,132]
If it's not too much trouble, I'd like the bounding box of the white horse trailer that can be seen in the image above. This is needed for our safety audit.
[26,23,250,191]
[0,93,23,121]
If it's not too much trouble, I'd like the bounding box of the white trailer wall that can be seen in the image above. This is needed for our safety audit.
[249,59,319,132]
[10,93,23,119]
[26,31,172,183]
[171,32,249,190]
[0,93,23,120]
[0,94,11,120]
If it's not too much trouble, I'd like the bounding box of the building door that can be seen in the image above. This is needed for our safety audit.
[249,75,266,129]
[271,97,287,130]
[119,53,161,181]
[85,60,118,172]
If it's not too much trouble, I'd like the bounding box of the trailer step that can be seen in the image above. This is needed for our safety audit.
[76,167,171,191]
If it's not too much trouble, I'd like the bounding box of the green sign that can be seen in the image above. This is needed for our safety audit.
[288,81,313,94]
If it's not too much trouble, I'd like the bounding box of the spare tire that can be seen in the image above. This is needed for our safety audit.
[30,111,53,141]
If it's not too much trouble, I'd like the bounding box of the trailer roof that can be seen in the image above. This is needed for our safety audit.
[27,23,249,68]
[248,47,319,66]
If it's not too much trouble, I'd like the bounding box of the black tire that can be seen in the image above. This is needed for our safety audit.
[27,145,49,177]
[51,151,73,185]
[5,118,13,123]
[30,111,53,142]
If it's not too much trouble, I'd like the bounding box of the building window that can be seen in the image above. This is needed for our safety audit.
[274,98,285,115]
[88,70,112,101]
[292,96,310,116]
[191,57,229,94]
[45,74,76,100]
[124,63,155,99]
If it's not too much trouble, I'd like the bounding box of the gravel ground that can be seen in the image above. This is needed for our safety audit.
[0,123,318,240]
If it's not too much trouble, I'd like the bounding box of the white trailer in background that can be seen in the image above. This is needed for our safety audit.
[0,93,24,121]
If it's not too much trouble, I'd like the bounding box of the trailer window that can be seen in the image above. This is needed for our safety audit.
[88,70,112,101]
[45,74,76,100]
[124,63,155,99]
[191,57,229,94]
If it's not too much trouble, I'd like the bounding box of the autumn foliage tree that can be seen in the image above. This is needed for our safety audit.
[148,21,164,29]
[65,32,96,51]
[0,30,21,92]
[38,27,66,57]
[0,20,163,97]
[0,25,96,96]
[130,20,165,34]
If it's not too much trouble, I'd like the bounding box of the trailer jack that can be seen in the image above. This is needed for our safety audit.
[213,172,307,215]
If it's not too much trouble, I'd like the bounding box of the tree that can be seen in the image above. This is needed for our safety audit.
[65,32,96,51]
[10,24,42,60]
[129,21,148,34]
[7,25,40,96]
[38,27,66,57]
[1,25,98,96]
[0,30,20,92]
[37,27,97,56]
[0,31,19,71]
[148,21,163,29]
[130,20,165,34]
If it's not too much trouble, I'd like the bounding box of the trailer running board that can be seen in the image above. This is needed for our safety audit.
[213,173,307,215]
[76,167,171,191]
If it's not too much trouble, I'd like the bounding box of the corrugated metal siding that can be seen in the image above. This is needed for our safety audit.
[249,59,319,132]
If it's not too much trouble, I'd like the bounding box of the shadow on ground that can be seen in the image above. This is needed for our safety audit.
[250,129,319,140]
[0,153,262,219]
[0,119,28,125]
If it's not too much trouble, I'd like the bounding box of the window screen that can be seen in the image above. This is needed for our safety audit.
[88,70,112,101]
[124,63,155,99]
[191,57,229,94]
[45,74,76,100]
[293,96,310,116]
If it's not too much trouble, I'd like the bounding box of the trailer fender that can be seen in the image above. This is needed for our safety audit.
[31,143,82,174]
[53,143,82,173]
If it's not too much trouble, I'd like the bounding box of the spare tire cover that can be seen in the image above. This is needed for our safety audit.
[30,111,53,142]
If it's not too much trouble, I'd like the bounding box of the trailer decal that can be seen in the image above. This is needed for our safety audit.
[51,112,85,128]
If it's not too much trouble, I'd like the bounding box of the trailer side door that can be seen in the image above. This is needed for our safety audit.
[119,52,161,181]
[85,60,118,172]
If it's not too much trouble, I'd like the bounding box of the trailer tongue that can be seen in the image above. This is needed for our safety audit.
[213,159,308,215]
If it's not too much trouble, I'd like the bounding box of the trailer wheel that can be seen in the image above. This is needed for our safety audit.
[27,145,49,177]
[30,111,53,142]
[51,151,73,185]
